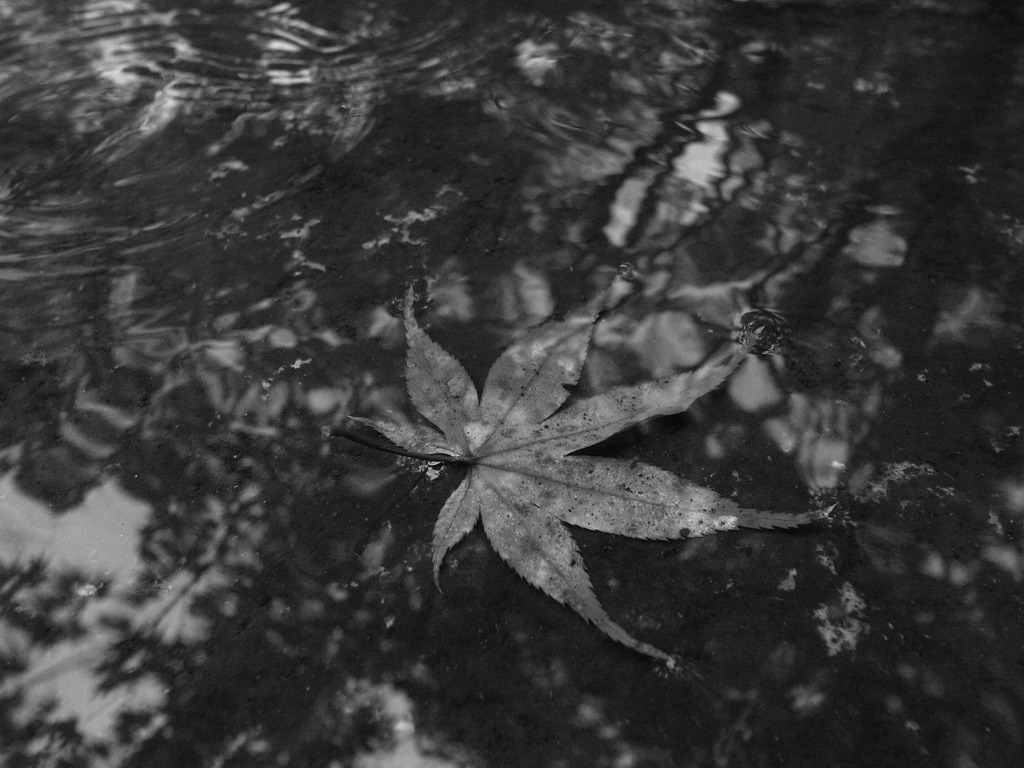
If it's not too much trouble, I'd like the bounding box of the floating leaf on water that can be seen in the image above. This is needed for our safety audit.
[358,289,824,662]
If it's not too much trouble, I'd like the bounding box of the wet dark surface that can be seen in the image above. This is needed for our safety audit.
[1,1,1024,766]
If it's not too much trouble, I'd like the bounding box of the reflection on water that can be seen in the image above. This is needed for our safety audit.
[0,473,471,765]
[2,0,1024,765]
[1,476,171,744]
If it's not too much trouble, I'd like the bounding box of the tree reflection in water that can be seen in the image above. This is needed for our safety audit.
[1,0,1023,766]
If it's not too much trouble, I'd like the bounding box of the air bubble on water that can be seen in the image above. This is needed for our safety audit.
[617,262,637,280]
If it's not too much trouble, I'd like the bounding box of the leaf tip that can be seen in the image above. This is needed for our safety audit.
[633,639,678,665]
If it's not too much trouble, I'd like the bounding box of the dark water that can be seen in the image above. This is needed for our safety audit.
[2,0,1023,765]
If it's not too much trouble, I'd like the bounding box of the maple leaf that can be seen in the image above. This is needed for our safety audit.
[355,291,821,663]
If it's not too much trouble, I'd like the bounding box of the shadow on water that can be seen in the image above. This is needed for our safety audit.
[1,0,1024,766]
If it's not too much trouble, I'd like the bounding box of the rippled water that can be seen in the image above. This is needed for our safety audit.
[2,1,1023,766]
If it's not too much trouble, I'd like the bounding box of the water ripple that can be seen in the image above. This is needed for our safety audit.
[0,0,483,342]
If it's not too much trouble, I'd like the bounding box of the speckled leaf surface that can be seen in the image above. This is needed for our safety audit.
[362,291,821,662]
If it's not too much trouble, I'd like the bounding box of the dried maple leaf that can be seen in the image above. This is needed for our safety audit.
[355,291,821,663]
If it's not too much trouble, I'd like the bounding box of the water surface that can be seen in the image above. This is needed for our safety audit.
[2,1,1023,766]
